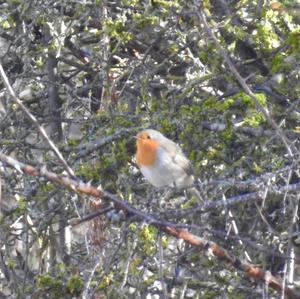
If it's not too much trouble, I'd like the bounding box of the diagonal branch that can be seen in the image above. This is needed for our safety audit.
[0,151,298,298]
[194,3,296,157]
[73,127,140,159]
[0,63,75,178]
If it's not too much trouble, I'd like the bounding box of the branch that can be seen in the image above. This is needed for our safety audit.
[202,121,300,140]
[0,152,298,298]
[162,180,300,220]
[43,23,63,142]
[57,56,96,74]
[73,127,140,159]
[194,4,296,157]
[0,63,75,178]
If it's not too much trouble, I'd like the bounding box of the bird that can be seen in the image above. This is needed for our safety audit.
[135,129,201,199]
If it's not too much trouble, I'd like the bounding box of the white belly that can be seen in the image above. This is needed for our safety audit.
[139,149,193,188]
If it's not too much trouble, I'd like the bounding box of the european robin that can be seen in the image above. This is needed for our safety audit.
[136,129,200,198]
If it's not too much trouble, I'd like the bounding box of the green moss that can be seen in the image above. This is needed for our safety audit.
[203,97,218,109]
[67,138,81,146]
[40,182,55,193]
[243,111,265,127]
[199,50,209,62]
[8,0,23,4]
[160,119,176,135]
[270,156,285,169]
[133,13,159,28]
[129,223,137,231]
[182,197,197,209]
[96,110,110,123]
[239,92,266,108]
[180,104,201,116]
[272,53,285,72]
[252,161,263,174]
[222,98,235,110]
[104,19,133,42]
[224,23,247,40]
[17,197,27,212]
[111,138,133,178]
[33,56,44,68]
[206,146,221,159]
[189,149,199,163]
[287,29,300,52]
[138,224,158,255]
[98,272,114,290]
[37,274,64,298]
[239,93,252,106]
[113,115,133,128]
[254,21,280,51]
[66,274,84,295]
[130,257,142,273]
[140,224,157,242]
[152,0,179,9]
[77,162,101,181]
[202,96,236,111]
[255,93,267,106]
[7,258,17,270]
[221,128,234,141]
[0,16,15,29]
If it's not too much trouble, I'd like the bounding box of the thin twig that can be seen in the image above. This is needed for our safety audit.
[69,206,114,227]
[158,232,168,299]
[82,257,102,299]
[74,127,140,159]
[194,4,296,157]
[0,63,75,178]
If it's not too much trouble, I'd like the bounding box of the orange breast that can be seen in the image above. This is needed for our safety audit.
[136,139,159,167]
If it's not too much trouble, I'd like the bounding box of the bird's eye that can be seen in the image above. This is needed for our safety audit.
[146,135,151,139]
